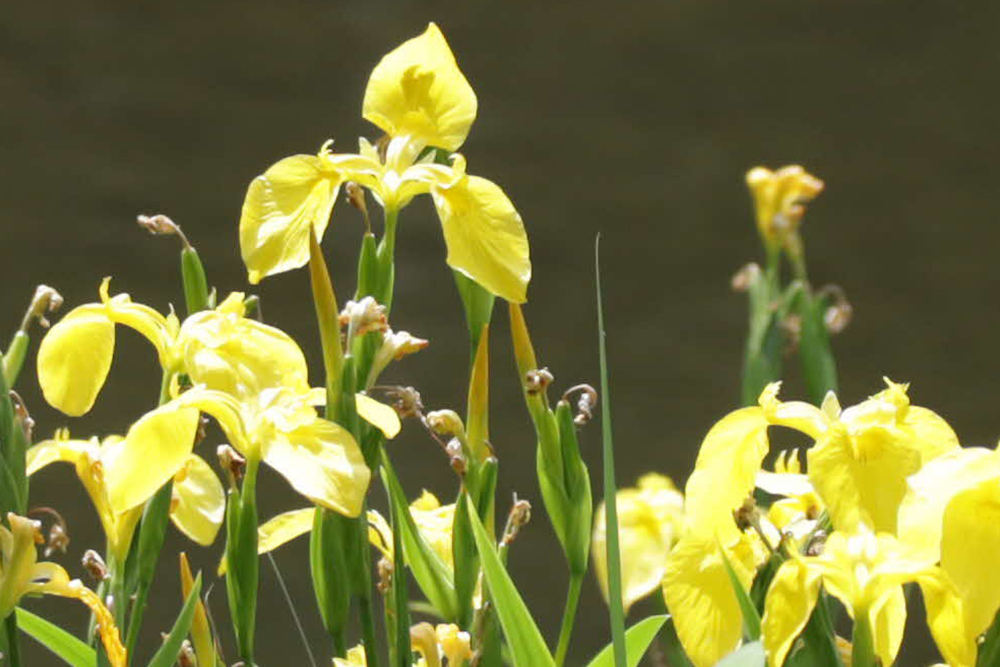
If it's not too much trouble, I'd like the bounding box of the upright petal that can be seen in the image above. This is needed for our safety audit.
[260,417,370,517]
[684,406,769,541]
[37,304,114,416]
[362,22,477,152]
[239,154,340,284]
[171,455,225,546]
[105,402,200,514]
[432,173,530,303]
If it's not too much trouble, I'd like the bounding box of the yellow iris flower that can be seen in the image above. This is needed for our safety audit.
[239,22,531,303]
[762,526,971,667]
[27,429,225,562]
[592,473,684,612]
[334,622,470,667]
[745,165,824,251]
[334,646,368,667]
[0,514,127,667]
[898,446,1000,664]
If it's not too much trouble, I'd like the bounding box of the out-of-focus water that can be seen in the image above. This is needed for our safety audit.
[3,1,999,664]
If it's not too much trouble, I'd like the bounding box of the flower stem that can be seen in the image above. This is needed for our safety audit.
[553,571,584,667]
[851,614,877,667]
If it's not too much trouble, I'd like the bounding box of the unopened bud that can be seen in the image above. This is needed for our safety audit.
[561,384,598,426]
[28,506,69,556]
[10,391,34,442]
[524,368,554,396]
[426,410,465,438]
[177,640,196,667]
[217,445,246,486]
[730,263,761,292]
[345,182,372,233]
[82,549,109,583]
[446,438,467,476]
[384,386,424,420]
[377,557,393,594]
[819,285,853,335]
[340,297,388,340]
[781,313,802,350]
[733,496,758,532]
[22,285,63,331]
[501,495,532,547]
[369,331,430,385]
[137,213,192,249]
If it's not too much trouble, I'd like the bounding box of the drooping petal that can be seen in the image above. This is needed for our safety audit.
[37,304,114,416]
[99,280,175,366]
[684,406,769,542]
[356,393,402,439]
[260,417,370,517]
[869,585,906,667]
[431,173,530,303]
[239,154,340,284]
[662,535,752,667]
[171,455,225,546]
[105,402,200,514]
[761,558,822,667]
[362,22,477,152]
[257,508,315,555]
[920,572,977,667]
[26,431,94,474]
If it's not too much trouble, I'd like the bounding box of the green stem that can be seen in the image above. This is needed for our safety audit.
[358,593,380,667]
[4,611,21,667]
[851,613,877,667]
[553,571,584,667]
[375,209,398,312]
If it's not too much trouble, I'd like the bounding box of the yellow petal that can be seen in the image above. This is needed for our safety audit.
[105,402,200,514]
[239,154,340,284]
[37,304,114,416]
[100,281,174,366]
[870,585,906,667]
[684,407,769,542]
[26,431,94,475]
[409,493,456,571]
[920,572,978,667]
[362,22,477,152]
[662,536,749,667]
[171,455,225,546]
[260,417,371,517]
[761,558,822,667]
[181,304,312,399]
[432,173,530,303]
[258,507,315,555]
[808,425,921,534]
[367,509,393,558]
[356,393,401,439]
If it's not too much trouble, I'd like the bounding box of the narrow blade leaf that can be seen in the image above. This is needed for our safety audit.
[15,608,96,667]
[583,615,668,667]
[145,573,202,667]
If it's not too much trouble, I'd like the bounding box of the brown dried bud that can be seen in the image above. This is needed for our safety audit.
[446,438,467,476]
[524,368,554,396]
[82,549,109,583]
[500,495,532,547]
[733,496,758,532]
[340,297,389,340]
[562,384,598,426]
[377,557,393,594]
[217,444,246,486]
[805,530,828,557]
[384,386,424,420]
[22,285,63,331]
[731,262,762,292]
[177,640,196,667]
[136,214,191,249]
[45,521,70,557]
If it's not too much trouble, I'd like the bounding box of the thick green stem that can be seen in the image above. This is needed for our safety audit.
[553,571,584,667]
[851,613,877,667]
[4,612,21,667]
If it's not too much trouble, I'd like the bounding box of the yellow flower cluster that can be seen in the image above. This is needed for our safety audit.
[598,378,997,667]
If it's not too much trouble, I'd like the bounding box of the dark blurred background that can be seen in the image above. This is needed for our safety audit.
[4,1,999,664]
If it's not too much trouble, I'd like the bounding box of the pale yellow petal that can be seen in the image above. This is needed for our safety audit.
[37,304,114,416]
[260,417,371,517]
[239,154,340,284]
[662,536,747,667]
[258,508,315,555]
[100,283,174,366]
[761,558,822,667]
[362,22,477,152]
[170,455,225,546]
[920,572,977,667]
[105,401,200,513]
[356,393,401,439]
[432,173,530,303]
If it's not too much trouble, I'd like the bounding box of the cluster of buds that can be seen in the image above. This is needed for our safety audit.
[340,297,388,342]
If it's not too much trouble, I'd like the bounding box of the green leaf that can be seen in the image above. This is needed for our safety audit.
[583,615,668,667]
[380,451,458,620]
[453,269,495,361]
[797,290,838,405]
[15,608,96,667]
[719,546,761,640]
[145,574,202,667]
[595,236,627,667]
[714,641,766,667]
[465,501,556,667]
